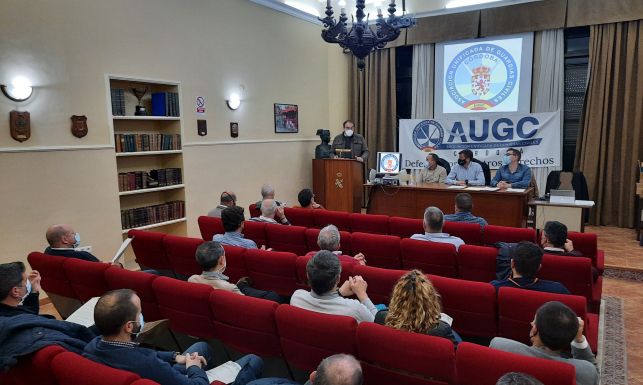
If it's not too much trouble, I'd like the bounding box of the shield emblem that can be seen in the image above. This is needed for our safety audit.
[471,66,491,96]
[70,115,88,138]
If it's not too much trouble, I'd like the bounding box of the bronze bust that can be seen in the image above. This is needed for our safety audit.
[315,129,331,159]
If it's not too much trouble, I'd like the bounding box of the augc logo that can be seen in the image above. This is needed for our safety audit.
[412,120,444,151]
[446,43,517,111]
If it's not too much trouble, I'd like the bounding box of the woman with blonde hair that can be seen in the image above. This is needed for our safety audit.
[375,269,461,345]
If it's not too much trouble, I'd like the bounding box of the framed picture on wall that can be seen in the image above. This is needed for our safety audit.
[274,103,298,133]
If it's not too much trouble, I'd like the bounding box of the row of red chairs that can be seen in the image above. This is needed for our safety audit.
[27,250,598,352]
[131,228,602,312]
[200,211,606,274]
[21,254,581,385]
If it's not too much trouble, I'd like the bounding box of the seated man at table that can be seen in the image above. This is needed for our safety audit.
[411,206,465,250]
[490,241,570,294]
[444,193,488,227]
[304,225,366,266]
[446,149,485,186]
[491,148,532,189]
[418,153,447,183]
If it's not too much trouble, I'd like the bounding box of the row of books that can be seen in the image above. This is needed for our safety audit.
[152,92,180,117]
[111,88,126,116]
[118,168,183,192]
[121,201,185,230]
[115,134,181,153]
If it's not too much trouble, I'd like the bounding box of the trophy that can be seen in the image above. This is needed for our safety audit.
[131,87,148,116]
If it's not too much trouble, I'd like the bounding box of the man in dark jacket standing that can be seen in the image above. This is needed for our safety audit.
[330,120,369,163]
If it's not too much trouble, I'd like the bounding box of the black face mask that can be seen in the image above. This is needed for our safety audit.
[457,159,466,166]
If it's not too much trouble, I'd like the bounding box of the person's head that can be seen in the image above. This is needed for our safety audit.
[423,206,444,233]
[426,153,439,169]
[541,221,567,248]
[94,289,143,340]
[298,188,315,208]
[458,149,473,166]
[0,262,29,306]
[496,372,543,385]
[310,354,363,385]
[317,129,331,144]
[503,148,522,166]
[260,199,277,218]
[530,301,579,351]
[318,225,341,252]
[385,270,442,333]
[195,241,226,272]
[261,184,275,199]
[221,206,245,233]
[454,193,473,213]
[343,120,355,137]
[46,224,80,249]
[511,241,543,278]
[219,191,237,207]
[306,250,341,295]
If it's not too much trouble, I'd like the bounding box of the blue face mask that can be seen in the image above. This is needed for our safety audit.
[73,233,81,248]
[502,155,511,166]
[20,279,31,303]
[130,313,145,338]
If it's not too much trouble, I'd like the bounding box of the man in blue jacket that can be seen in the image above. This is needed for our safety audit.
[491,148,532,189]
[0,261,47,318]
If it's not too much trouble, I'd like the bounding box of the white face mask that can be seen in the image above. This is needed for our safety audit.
[19,279,31,304]
[344,129,354,137]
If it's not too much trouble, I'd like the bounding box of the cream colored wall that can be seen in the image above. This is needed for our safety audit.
[0,0,349,268]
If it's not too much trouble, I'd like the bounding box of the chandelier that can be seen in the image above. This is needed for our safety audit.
[319,0,415,70]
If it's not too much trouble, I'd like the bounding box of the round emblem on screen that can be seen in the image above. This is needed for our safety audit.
[380,154,399,173]
[446,43,518,111]
[412,120,444,150]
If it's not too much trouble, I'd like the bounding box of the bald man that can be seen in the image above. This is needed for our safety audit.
[44,224,100,262]
[246,353,363,385]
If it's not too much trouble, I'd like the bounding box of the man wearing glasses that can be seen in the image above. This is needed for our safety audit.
[491,148,532,189]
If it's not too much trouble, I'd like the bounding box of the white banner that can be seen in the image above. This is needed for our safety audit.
[399,111,561,169]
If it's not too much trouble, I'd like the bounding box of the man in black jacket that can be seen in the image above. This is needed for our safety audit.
[44,224,101,262]
[0,261,47,318]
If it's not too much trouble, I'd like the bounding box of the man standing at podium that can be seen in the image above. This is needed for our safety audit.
[331,120,369,162]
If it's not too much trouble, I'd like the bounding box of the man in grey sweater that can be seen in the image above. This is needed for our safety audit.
[490,301,598,385]
[290,250,377,323]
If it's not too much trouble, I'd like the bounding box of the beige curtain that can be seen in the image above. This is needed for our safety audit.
[575,20,643,227]
[349,48,397,173]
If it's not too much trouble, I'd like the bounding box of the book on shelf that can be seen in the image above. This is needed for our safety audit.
[150,92,180,117]
[114,133,181,153]
[118,168,182,192]
[110,88,126,116]
[120,200,185,230]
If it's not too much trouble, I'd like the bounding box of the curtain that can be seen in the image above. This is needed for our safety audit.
[349,48,397,173]
[411,44,434,119]
[575,21,643,227]
[531,29,565,194]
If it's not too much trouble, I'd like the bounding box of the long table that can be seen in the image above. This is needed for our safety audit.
[365,183,534,227]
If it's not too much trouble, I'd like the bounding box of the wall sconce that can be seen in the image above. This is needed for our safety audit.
[226,93,241,110]
[1,77,33,102]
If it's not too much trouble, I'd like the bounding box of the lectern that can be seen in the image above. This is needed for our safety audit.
[312,158,363,212]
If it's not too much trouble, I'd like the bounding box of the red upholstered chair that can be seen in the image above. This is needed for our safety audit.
[27,252,82,318]
[566,231,604,274]
[540,254,600,312]
[209,290,282,357]
[162,234,203,278]
[305,228,322,252]
[152,277,215,339]
[221,245,248,283]
[351,232,402,269]
[105,266,162,321]
[349,213,390,234]
[443,221,483,245]
[313,209,351,231]
[389,216,424,238]
[400,238,458,278]
[284,207,316,228]
[304,228,353,255]
[131,380,161,385]
[357,323,456,385]
[128,229,173,272]
[428,275,497,338]
[497,287,597,353]
[197,215,224,240]
[456,245,498,282]
[52,351,140,385]
[62,258,110,302]
[244,249,298,297]
[265,224,309,255]
[248,203,261,218]
[483,225,536,246]
[243,221,268,248]
[275,305,358,373]
[295,255,356,290]
[455,342,576,385]
[0,345,66,385]
[353,265,407,305]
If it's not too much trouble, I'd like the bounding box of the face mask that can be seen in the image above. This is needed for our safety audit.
[344,129,354,137]
[73,233,81,248]
[20,279,32,302]
[130,313,145,338]
[457,159,466,166]
[502,155,511,166]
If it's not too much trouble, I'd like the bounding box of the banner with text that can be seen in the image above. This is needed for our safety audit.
[399,111,560,169]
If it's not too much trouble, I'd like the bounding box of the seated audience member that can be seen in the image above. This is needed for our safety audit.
[490,301,598,385]
[444,192,488,226]
[246,354,363,385]
[295,188,324,209]
[188,241,286,303]
[490,242,570,294]
[418,153,447,183]
[207,191,237,218]
[491,148,532,189]
[291,250,377,323]
[214,206,266,250]
[0,262,46,318]
[255,184,283,210]
[84,289,264,385]
[375,270,460,345]
[44,224,100,262]
[541,220,597,281]
[411,206,465,250]
[304,225,366,266]
[446,149,485,186]
[250,199,291,225]
[496,372,543,385]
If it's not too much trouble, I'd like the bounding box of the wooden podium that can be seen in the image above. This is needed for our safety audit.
[312,158,363,212]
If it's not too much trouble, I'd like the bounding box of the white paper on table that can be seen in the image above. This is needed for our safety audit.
[206,361,242,384]
[65,297,99,327]
[447,185,467,189]
[465,187,486,191]
[574,200,595,206]
[506,188,526,193]
[440,313,454,326]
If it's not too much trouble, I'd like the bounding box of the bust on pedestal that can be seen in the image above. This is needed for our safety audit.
[315,129,331,159]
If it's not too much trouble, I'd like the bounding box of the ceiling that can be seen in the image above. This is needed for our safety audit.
[251,0,541,23]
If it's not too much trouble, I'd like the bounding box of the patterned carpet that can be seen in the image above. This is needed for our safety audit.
[604,267,643,282]
[600,296,627,385]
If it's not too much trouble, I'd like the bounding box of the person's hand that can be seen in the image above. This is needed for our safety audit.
[575,317,585,343]
[311,202,322,209]
[353,253,367,265]
[338,279,354,297]
[185,352,206,369]
[349,275,369,301]
[174,354,187,365]
[564,239,574,253]
[28,271,41,292]
[456,180,467,186]
[260,245,273,251]
[498,181,510,189]
[356,156,364,163]
[275,206,285,220]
